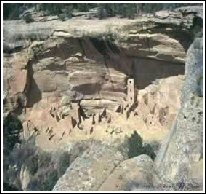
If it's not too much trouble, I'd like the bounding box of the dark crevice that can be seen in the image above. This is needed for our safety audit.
[132,57,184,89]
[3,183,20,191]
[106,40,120,54]
[89,37,109,57]
[146,23,194,51]
[3,44,23,54]
[87,36,185,89]
[78,38,86,56]
[45,63,66,71]
[24,59,42,108]
[72,83,102,95]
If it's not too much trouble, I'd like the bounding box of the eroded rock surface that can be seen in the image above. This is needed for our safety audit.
[99,154,154,191]
[154,38,203,190]
[4,7,193,120]
[53,142,125,191]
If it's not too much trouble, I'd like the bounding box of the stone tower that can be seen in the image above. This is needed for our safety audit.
[127,78,136,106]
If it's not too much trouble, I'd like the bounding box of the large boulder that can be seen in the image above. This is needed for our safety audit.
[154,38,203,191]
[99,154,154,191]
[53,142,125,191]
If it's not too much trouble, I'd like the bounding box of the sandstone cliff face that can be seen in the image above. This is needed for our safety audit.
[4,12,189,118]
[154,38,203,190]
[3,14,189,148]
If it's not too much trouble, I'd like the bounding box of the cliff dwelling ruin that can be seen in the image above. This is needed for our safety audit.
[3,2,204,192]
[3,30,186,150]
[3,8,190,152]
[18,58,184,150]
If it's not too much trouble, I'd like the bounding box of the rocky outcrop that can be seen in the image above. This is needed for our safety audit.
[99,154,154,191]
[175,6,203,19]
[19,165,31,190]
[119,32,186,64]
[3,15,188,118]
[154,38,203,190]
[53,142,125,191]
[3,50,28,115]
[3,8,193,133]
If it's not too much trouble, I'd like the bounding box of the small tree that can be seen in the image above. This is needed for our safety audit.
[58,13,66,21]
[57,151,70,176]
[126,131,156,160]
[128,131,143,158]
[3,113,22,152]
[142,143,156,160]
[64,5,73,19]
[127,4,136,19]
[98,4,107,20]
[23,12,34,23]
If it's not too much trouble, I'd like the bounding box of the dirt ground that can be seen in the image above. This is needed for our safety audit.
[23,106,169,151]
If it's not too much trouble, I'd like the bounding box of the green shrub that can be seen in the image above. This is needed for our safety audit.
[25,154,38,175]
[58,13,66,21]
[40,169,58,191]
[3,114,22,152]
[142,143,156,160]
[128,131,143,158]
[121,130,156,160]
[64,5,73,19]
[98,5,107,20]
[58,152,70,176]
[3,183,19,191]
[38,151,51,168]
[23,12,34,23]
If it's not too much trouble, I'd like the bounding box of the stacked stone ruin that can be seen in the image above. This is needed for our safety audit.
[41,78,138,140]
[21,77,141,144]
[115,78,137,119]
